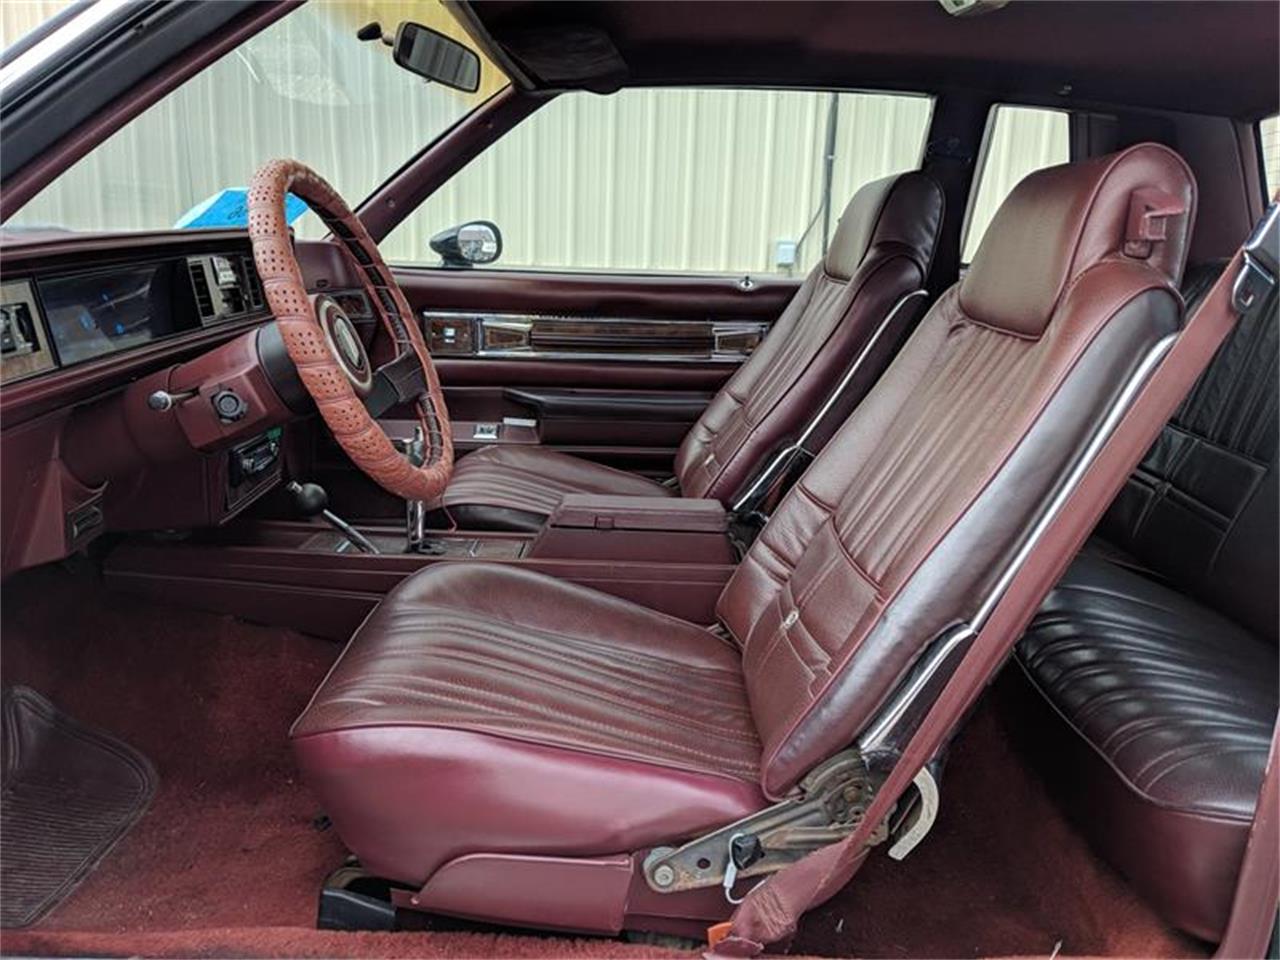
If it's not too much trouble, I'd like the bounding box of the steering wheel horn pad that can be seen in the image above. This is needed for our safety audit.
[313,294,372,394]
[247,159,453,502]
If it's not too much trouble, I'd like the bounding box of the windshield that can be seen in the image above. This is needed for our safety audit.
[2,0,508,236]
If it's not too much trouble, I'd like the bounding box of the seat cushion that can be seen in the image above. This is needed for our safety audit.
[440,445,673,531]
[291,563,765,885]
[1016,550,1278,941]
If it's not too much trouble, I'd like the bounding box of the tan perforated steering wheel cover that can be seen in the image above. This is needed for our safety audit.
[247,159,453,502]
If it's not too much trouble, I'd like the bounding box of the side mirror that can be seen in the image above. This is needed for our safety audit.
[392,23,480,92]
[430,221,502,269]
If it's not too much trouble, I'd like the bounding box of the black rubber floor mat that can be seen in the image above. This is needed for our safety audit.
[0,686,157,928]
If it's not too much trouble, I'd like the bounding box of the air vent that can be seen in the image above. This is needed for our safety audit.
[237,256,265,309]
[188,260,215,321]
[223,283,246,315]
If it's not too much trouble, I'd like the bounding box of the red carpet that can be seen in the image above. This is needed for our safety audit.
[789,680,1207,959]
[0,562,1206,958]
[1,928,693,959]
[1,562,345,935]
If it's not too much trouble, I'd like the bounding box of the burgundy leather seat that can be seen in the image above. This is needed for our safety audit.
[1015,258,1278,942]
[293,144,1196,935]
[439,171,944,531]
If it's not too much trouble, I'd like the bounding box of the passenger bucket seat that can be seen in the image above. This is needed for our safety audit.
[437,171,945,531]
[291,143,1196,937]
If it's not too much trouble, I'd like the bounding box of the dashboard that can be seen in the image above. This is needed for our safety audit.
[0,230,298,581]
[0,227,383,582]
[1,248,265,384]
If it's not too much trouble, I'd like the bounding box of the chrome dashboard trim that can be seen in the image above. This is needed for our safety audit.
[420,309,769,364]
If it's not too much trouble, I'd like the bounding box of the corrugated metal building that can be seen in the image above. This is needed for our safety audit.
[3,1,1270,276]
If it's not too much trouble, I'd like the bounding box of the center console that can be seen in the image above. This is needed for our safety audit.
[103,492,741,641]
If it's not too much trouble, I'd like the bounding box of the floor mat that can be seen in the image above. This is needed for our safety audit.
[0,686,157,929]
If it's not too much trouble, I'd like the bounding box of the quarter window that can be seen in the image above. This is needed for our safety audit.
[1260,115,1279,198]
[962,105,1070,264]
[384,88,934,276]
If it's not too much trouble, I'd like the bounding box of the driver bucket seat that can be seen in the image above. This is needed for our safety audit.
[292,143,1195,936]
[437,171,945,531]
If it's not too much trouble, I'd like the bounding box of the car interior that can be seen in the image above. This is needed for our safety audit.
[0,1,1277,958]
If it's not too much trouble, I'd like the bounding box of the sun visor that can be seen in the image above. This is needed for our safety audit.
[498,25,628,92]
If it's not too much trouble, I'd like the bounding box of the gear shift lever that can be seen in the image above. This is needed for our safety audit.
[402,425,445,555]
[287,481,380,555]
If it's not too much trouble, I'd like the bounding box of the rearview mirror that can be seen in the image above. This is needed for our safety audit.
[430,221,502,268]
[392,23,480,93]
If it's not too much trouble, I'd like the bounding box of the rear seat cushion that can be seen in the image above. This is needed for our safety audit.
[1016,549,1278,941]
[1013,253,1278,942]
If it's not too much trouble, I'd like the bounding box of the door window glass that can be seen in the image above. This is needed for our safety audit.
[385,88,934,276]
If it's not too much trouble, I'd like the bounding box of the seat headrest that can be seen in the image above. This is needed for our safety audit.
[960,142,1197,338]
[824,171,944,281]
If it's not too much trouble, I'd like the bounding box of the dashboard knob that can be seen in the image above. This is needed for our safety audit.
[211,388,248,422]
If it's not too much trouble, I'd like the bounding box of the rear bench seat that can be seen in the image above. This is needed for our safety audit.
[1014,259,1279,943]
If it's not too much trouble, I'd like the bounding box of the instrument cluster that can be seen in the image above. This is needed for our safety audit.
[1,252,266,385]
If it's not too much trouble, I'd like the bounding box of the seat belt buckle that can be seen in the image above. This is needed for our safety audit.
[1233,201,1279,312]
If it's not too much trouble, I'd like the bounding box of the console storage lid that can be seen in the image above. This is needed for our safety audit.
[545,494,728,533]
[529,494,733,564]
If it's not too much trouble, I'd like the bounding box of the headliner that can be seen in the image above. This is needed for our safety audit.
[465,0,1280,119]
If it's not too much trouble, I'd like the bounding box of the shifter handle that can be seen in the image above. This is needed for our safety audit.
[286,481,379,554]
[287,481,330,518]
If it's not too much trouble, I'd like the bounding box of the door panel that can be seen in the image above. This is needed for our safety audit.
[392,265,798,471]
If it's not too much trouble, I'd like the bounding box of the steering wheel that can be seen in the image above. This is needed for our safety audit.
[247,159,452,502]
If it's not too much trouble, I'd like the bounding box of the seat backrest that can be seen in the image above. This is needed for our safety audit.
[674,172,944,502]
[1098,258,1278,642]
[717,143,1197,797]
